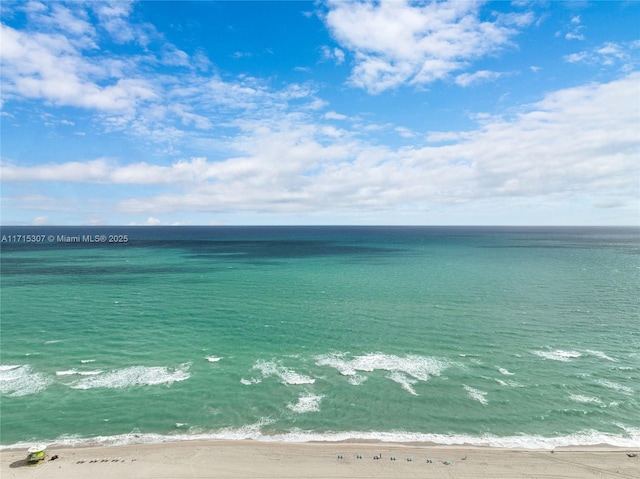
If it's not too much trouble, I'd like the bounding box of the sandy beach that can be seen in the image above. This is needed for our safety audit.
[2,440,638,478]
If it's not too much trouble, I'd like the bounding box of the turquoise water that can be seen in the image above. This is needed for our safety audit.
[1,226,639,448]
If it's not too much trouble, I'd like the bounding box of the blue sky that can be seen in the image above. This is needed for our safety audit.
[1,0,638,226]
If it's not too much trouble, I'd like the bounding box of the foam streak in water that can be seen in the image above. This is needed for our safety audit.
[464,385,488,405]
[70,364,190,390]
[0,365,52,397]
[287,392,324,413]
[585,350,617,362]
[4,426,638,450]
[570,394,603,405]
[532,350,582,362]
[387,371,418,396]
[253,360,315,385]
[56,369,103,376]
[315,352,449,395]
[596,379,634,395]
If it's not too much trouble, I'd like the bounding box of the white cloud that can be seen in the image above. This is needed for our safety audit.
[2,159,113,183]
[0,23,157,113]
[93,0,148,45]
[31,215,51,226]
[425,131,471,143]
[320,45,345,64]
[323,0,533,93]
[563,14,585,41]
[565,40,640,69]
[5,73,638,221]
[395,126,415,138]
[1,4,325,158]
[161,44,191,66]
[565,32,584,41]
[324,111,348,120]
[455,70,504,87]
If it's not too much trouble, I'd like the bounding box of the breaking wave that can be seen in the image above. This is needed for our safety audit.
[252,360,315,385]
[4,426,638,450]
[463,385,488,405]
[287,392,324,413]
[0,364,52,397]
[315,352,450,395]
[70,364,191,390]
[532,350,582,362]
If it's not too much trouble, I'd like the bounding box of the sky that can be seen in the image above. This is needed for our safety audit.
[1,0,639,226]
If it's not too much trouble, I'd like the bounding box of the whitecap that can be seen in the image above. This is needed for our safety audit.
[0,365,21,371]
[532,350,582,362]
[2,425,640,450]
[347,375,367,386]
[463,385,488,405]
[0,365,52,397]
[495,378,524,388]
[56,369,102,376]
[596,379,634,395]
[314,352,356,376]
[498,367,514,376]
[585,350,617,362]
[80,359,96,364]
[240,377,261,386]
[287,392,324,413]
[252,360,315,385]
[205,356,222,363]
[569,394,603,405]
[70,364,190,390]
[387,371,418,396]
[315,352,450,392]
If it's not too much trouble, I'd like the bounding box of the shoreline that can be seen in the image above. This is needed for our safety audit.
[2,440,638,478]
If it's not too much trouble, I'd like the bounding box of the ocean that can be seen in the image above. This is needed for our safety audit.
[1,226,639,449]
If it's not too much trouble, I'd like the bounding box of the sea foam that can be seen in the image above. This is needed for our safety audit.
[9,426,638,450]
[252,360,315,385]
[596,379,634,395]
[287,392,324,413]
[315,352,450,395]
[70,364,191,390]
[0,365,52,397]
[56,369,103,376]
[585,350,617,362]
[569,394,603,405]
[387,371,418,396]
[463,385,488,405]
[240,377,261,385]
[532,350,582,362]
[495,378,524,388]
